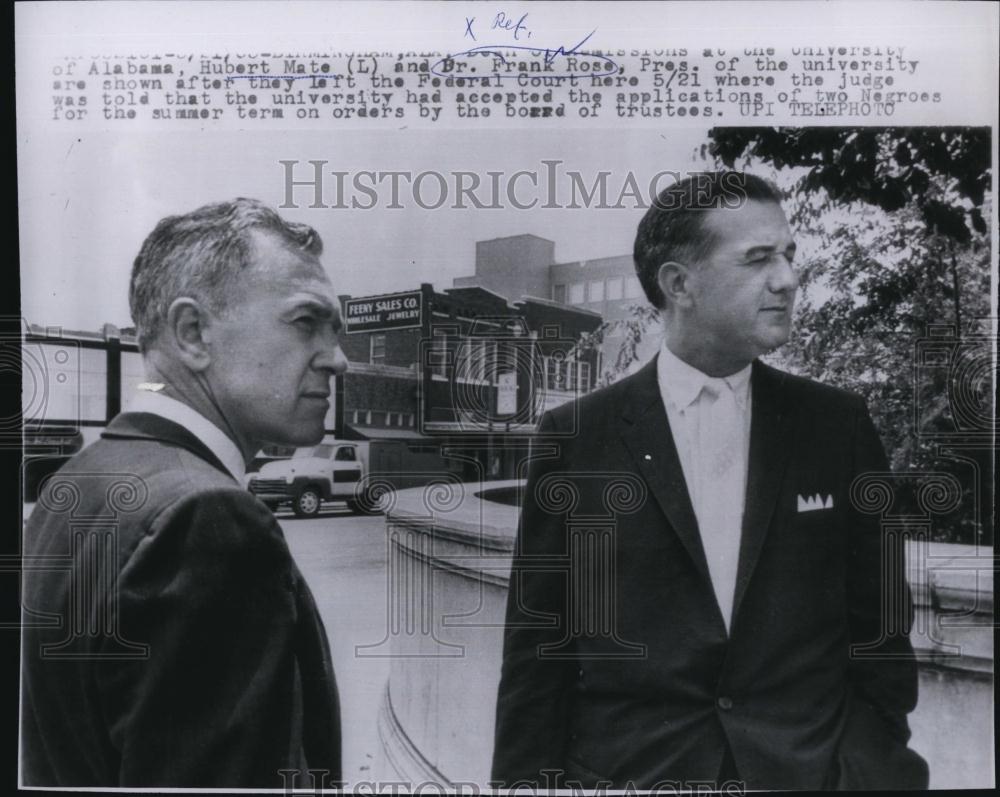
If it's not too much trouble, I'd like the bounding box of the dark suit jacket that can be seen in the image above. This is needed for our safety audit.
[492,357,927,790]
[21,412,340,788]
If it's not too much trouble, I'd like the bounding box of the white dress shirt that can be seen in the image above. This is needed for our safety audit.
[129,389,246,483]
[657,342,752,632]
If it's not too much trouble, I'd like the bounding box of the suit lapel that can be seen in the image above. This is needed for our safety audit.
[731,361,795,627]
[102,412,235,481]
[618,357,713,589]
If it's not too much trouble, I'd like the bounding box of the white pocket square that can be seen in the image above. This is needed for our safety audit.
[797,493,834,512]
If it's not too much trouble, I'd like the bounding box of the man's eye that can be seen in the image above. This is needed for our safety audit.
[293,317,317,330]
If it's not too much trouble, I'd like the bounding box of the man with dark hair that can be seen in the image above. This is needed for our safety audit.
[493,173,927,790]
[22,198,346,787]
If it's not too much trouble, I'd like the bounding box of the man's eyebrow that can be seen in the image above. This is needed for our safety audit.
[284,296,344,331]
[285,296,335,316]
[744,241,797,257]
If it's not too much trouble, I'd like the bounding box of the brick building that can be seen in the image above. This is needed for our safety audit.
[454,235,662,372]
[337,283,601,479]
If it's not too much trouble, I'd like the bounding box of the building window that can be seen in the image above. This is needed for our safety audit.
[568,282,585,304]
[625,275,643,299]
[606,276,624,301]
[545,356,561,390]
[475,338,490,382]
[397,412,405,426]
[370,334,386,364]
[545,356,575,392]
[431,328,449,377]
[352,410,361,425]
[27,344,107,422]
[588,280,605,302]
[365,410,372,425]
[543,355,592,393]
[552,283,567,303]
[408,413,415,427]
[456,338,487,383]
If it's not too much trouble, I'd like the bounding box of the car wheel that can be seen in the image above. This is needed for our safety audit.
[293,488,321,517]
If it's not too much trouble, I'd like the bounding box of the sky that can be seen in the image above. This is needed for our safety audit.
[19,126,717,331]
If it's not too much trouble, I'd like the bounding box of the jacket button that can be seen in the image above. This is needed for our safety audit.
[717,696,734,711]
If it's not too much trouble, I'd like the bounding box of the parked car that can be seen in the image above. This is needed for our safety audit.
[246,436,460,518]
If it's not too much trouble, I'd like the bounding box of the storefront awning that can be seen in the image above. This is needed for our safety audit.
[345,425,431,441]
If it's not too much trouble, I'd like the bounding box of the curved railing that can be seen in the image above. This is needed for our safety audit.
[374,480,993,789]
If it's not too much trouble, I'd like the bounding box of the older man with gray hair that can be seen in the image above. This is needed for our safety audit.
[21,198,347,787]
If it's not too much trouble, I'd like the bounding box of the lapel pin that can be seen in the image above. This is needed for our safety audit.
[644,454,652,461]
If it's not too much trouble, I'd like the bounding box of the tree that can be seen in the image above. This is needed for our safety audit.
[586,128,992,543]
[713,128,993,544]
[706,127,989,244]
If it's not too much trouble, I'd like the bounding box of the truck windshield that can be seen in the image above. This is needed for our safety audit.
[293,444,334,459]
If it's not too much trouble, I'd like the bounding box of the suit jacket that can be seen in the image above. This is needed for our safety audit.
[492,357,927,790]
[21,412,340,788]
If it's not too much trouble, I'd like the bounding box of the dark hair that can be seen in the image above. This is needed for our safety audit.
[129,198,323,350]
[633,172,783,309]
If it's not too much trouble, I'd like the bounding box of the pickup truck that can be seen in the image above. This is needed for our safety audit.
[247,438,375,516]
[246,436,460,517]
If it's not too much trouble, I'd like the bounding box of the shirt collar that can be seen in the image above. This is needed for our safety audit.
[129,390,246,483]
[657,341,753,412]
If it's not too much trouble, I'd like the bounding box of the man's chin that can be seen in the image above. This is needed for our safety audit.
[266,425,327,449]
[752,336,790,360]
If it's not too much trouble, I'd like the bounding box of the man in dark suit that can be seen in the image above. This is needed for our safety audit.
[21,198,347,787]
[492,173,928,790]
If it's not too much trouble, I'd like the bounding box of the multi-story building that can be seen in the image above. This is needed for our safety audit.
[337,283,601,479]
[454,235,662,375]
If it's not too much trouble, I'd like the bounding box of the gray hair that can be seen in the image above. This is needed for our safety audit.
[129,197,323,350]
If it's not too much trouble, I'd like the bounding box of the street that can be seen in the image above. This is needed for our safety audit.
[276,502,392,786]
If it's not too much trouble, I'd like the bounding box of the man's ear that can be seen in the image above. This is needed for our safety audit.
[657,261,694,309]
[164,297,213,371]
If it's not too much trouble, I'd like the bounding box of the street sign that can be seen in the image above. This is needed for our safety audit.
[342,290,423,334]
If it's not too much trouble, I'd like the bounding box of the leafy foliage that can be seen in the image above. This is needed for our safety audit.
[706,127,990,244]
[712,128,993,544]
[588,128,992,544]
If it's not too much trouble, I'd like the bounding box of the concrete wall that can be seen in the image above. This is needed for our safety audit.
[376,483,994,789]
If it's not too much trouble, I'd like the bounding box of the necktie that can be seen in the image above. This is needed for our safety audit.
[696,377,744,633]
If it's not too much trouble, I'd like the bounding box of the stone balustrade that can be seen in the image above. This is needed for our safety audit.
[376,480,994,789]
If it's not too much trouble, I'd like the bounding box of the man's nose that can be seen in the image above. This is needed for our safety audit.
[315,339,349,375]
[769,257,799,293]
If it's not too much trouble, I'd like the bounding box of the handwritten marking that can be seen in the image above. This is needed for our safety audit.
[431,30,617,79]
[465,17,476,40]
[492,11,531,41]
